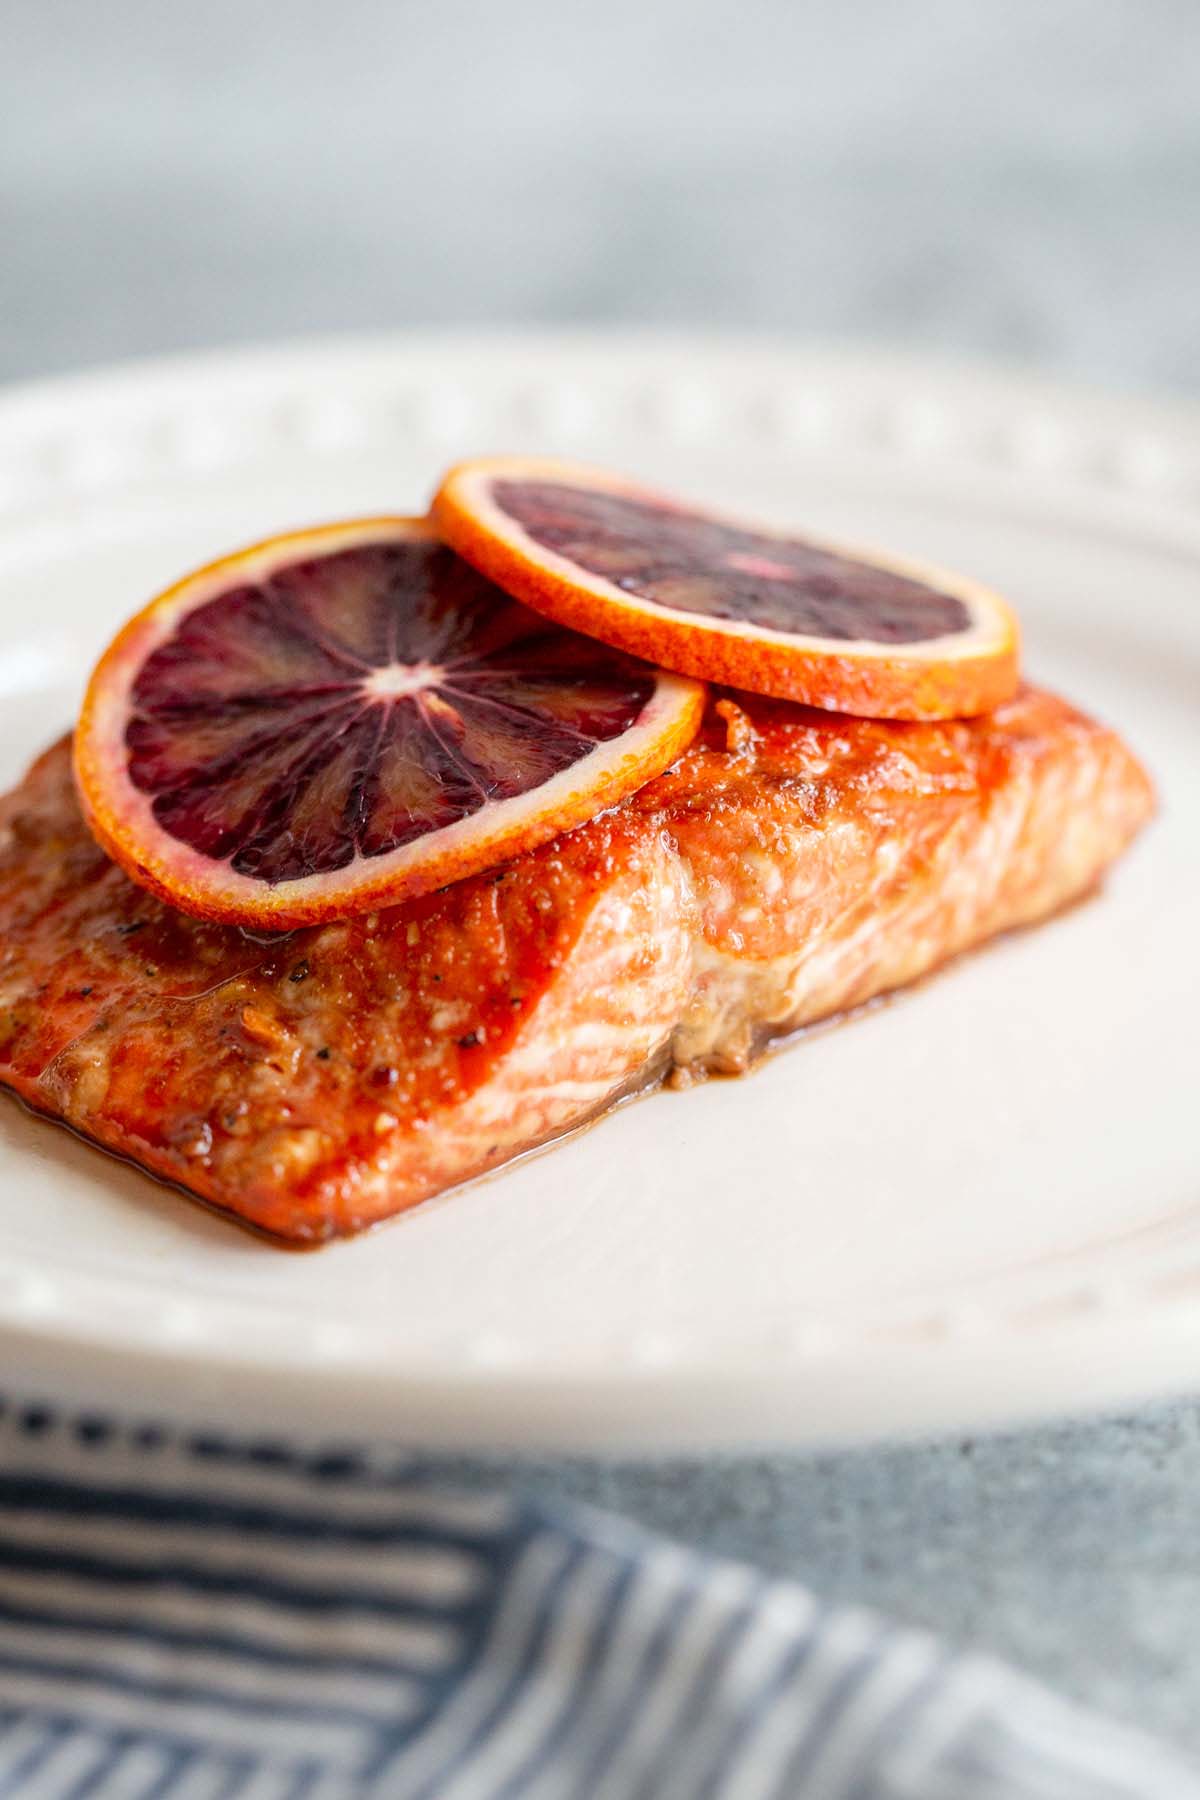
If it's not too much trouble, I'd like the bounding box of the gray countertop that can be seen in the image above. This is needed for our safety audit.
[4,0,1199,1760]
[426,1402,1200,1755]
[3,0,1198,396]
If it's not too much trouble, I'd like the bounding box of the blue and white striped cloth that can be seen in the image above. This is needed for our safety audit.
[0,1401,1195,1799]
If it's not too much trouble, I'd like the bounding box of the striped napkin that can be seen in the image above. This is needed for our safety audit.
[0,1400,1195,1799]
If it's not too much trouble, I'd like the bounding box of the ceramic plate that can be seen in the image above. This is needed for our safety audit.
[0,333,1197,1450]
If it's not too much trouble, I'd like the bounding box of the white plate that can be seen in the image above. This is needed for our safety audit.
[0,333,1197,1452]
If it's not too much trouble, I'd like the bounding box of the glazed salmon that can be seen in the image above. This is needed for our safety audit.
[0,687,1152,1243]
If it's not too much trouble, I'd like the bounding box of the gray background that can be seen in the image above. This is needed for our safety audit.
[3,0,1199,392]
[4,0,1200,1760]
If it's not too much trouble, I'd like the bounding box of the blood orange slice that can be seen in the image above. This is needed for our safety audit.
[433,457,1020,720]
[74,518,704,928]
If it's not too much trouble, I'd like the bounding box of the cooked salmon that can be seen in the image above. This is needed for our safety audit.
[0,687,1153,1243]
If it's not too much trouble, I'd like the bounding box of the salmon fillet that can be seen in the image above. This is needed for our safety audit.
[0,687,1152,1243]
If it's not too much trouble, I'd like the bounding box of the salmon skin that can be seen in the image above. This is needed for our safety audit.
[0,688,1153,1244]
